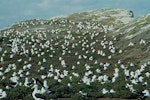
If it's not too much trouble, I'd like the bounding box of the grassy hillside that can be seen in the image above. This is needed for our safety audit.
[0,9,150,100]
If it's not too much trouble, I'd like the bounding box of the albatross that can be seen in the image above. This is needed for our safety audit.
[0,89,7,99]
[32,84,45,100]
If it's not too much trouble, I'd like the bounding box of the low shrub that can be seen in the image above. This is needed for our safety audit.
[6,86,32,100]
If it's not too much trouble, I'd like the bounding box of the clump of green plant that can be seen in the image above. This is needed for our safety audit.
[6,86,32,100]
[71,93,84,100]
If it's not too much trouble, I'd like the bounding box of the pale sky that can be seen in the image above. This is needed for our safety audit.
[0,0,150,29]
